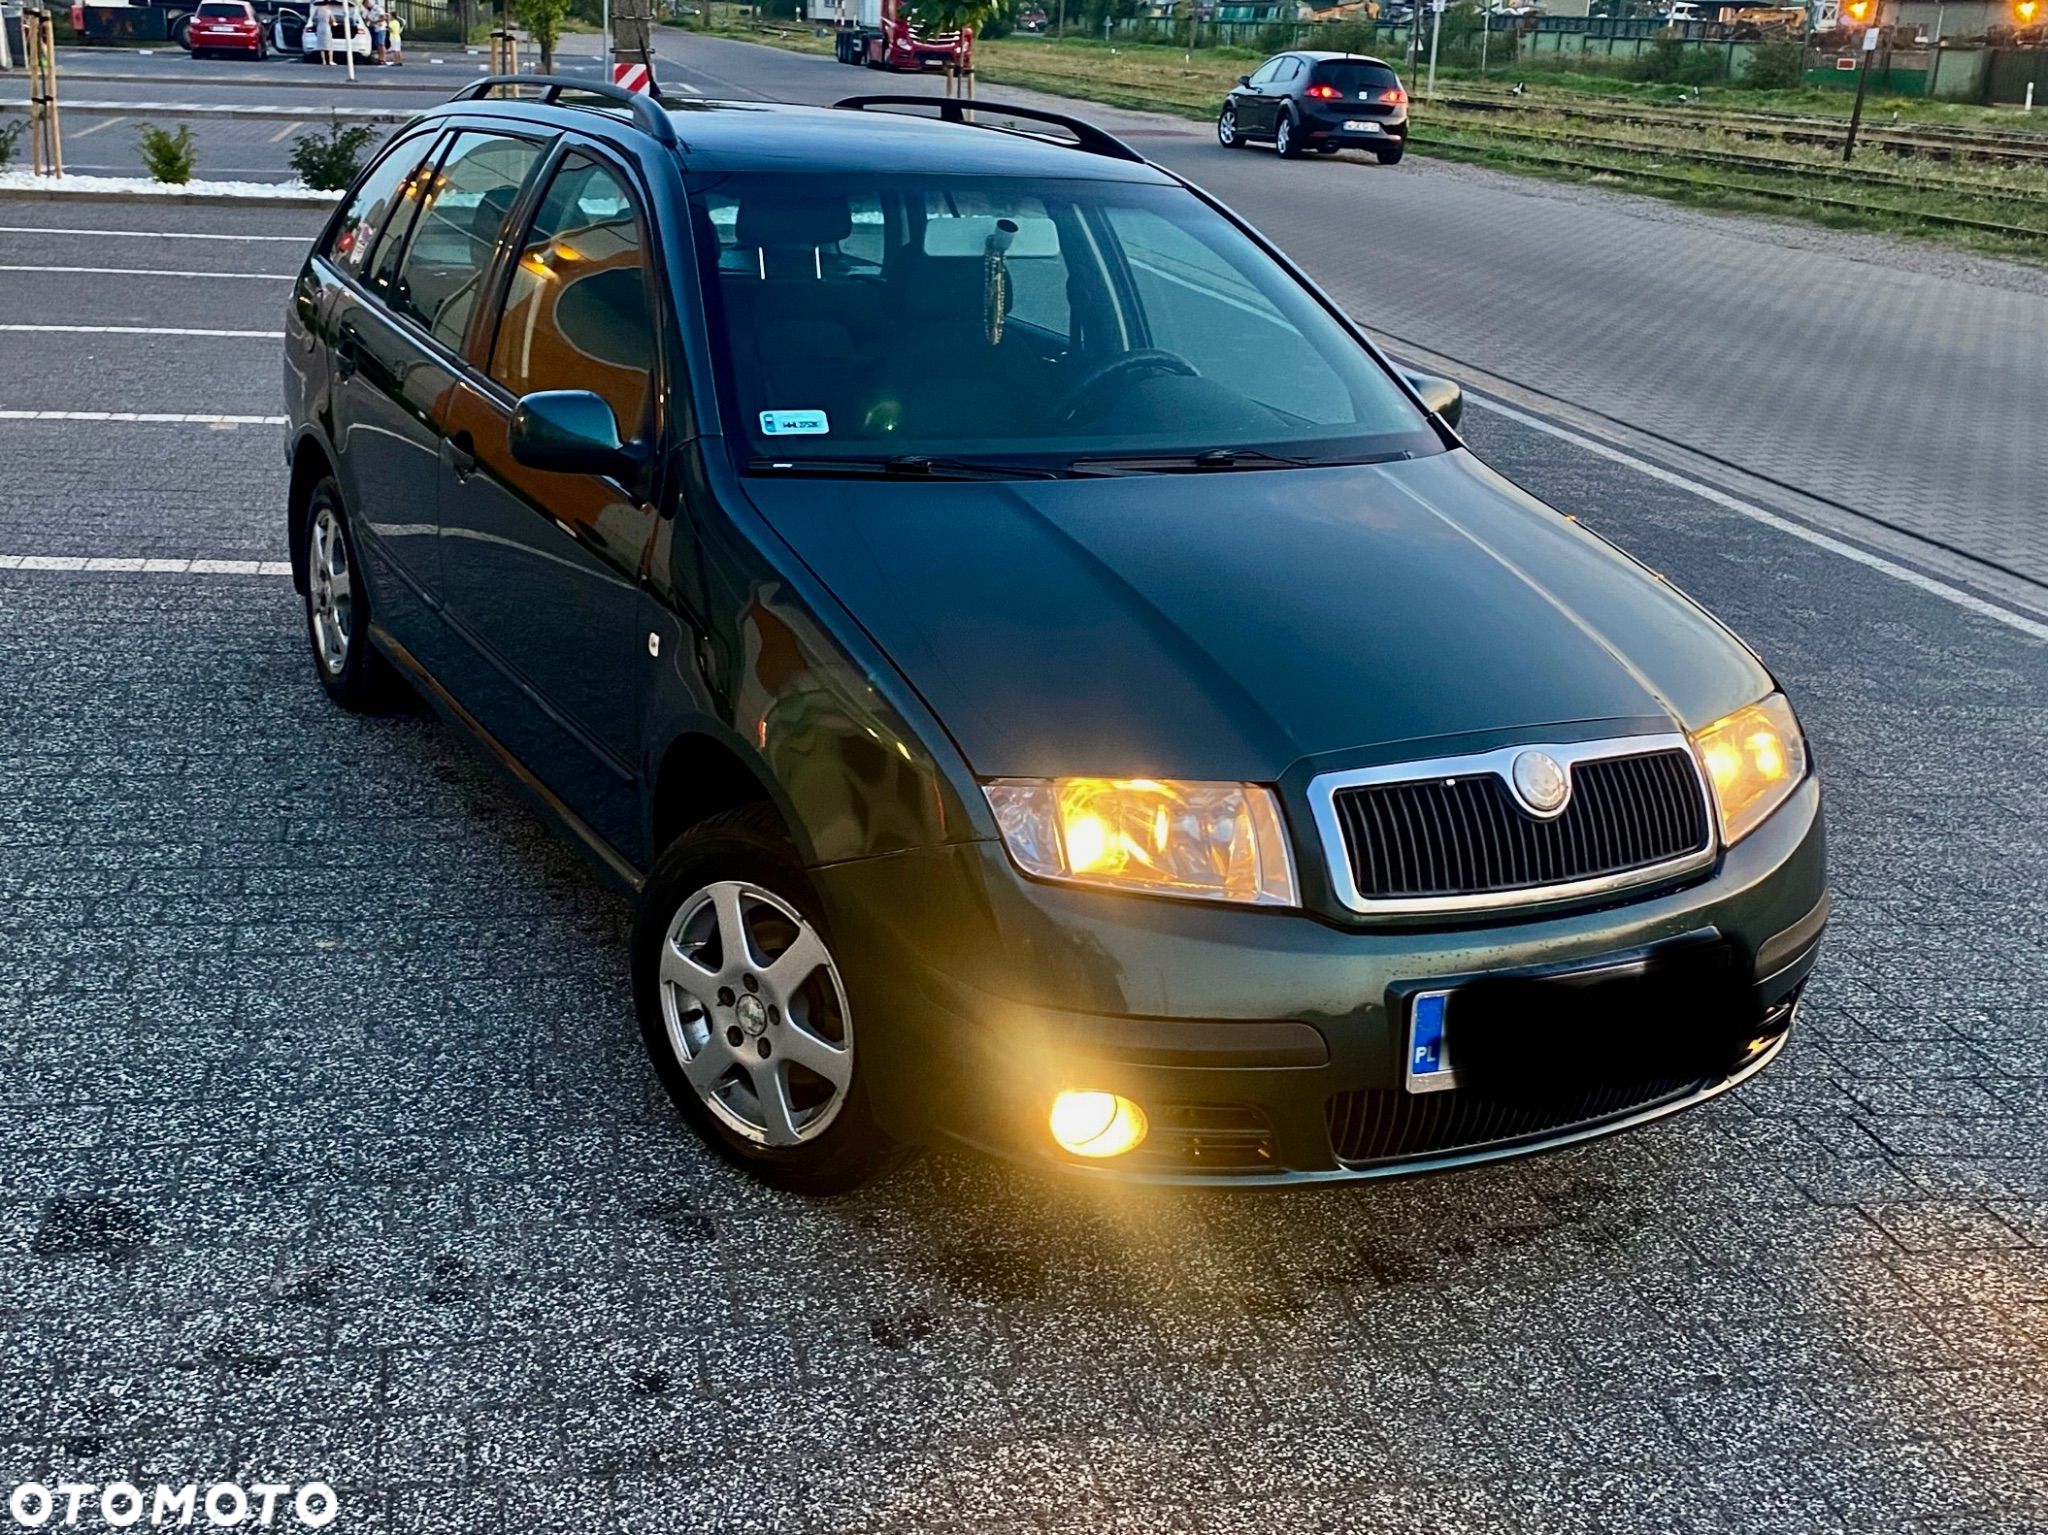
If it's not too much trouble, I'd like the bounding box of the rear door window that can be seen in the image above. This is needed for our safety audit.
[324,130,441,281]
[389,130,546,353]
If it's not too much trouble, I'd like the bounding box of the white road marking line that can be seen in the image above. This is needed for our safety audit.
[69,115,129,138]
[0,409,285,424]
[0,264,294,280]
[0,226,311,242]
[1470,394,2048,645]
[0,554,291,575]
[0,323,283,337]
[268,120,303,141]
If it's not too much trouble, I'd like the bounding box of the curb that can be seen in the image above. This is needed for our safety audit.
[0,99,416,122]
[0,185,336,208]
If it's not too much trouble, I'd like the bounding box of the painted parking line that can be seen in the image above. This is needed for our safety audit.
[68,115,129,138]
[0,227,312,242]
[0,410,286,424]
[0,324,284,338]
[0,264,294,280]
[269,121,303,141]
[1469,394,2048,646]
[0,555,291,574]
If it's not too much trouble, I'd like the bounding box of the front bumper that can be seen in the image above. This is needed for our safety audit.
[815,776,1826,1184]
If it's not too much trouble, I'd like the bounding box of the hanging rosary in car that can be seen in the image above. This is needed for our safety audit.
[983,217,1019,346]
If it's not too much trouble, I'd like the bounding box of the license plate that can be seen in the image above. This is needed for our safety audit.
[1343,120,1384,133]
[1406,989,1458,1093]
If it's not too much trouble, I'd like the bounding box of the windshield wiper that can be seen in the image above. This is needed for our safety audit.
[748,454,1066,482]
[1067,448,1411,475]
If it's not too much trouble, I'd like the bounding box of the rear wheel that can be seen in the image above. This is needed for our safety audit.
[1274,112,1304,158]
[1216,104,1245,148]
[633,806,903,1194]
[301,480,398,711]
[1377,142,1406,165]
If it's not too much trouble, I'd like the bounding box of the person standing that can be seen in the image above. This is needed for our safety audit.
[312,1,333,63]
[385,9,402,63]
[368,0,387,64]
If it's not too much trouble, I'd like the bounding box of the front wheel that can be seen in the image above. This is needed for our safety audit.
[1216,104,1245,148]
[1275,112,1304,158]
[632,806,903,1194]
[1377,143,1406,165]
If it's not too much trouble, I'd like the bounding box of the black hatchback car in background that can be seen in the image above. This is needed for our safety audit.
[285,80,1824,1192]
[1218,51,1410,162]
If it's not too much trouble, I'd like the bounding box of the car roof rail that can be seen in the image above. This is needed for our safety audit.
[448,75,678,147]
[833,94,1145,164]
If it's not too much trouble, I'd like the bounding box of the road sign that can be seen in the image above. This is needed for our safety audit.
[612,60,653,93]
[1861,24,1880,48]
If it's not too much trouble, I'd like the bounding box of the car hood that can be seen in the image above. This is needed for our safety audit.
[740,448,1773,781]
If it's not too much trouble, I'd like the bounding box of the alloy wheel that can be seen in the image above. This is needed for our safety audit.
[308,503,352,676]
[657,880,853,1147]
[1217,107,1238,147]
[1276,116,1294,156]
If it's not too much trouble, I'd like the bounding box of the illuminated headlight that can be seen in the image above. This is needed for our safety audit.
[1690,693,1808,847]
[983,777,1298,906]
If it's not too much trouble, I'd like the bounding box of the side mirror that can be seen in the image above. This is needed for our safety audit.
[1237,73,1252,85]
[1404,370,1464,430]
[508,389,645,481]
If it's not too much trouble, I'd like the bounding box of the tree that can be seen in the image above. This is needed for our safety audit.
[905,0,1010,94]
[514,0,571,70]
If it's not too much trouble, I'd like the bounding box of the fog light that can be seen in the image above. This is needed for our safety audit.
[1048,1090,1148,1159]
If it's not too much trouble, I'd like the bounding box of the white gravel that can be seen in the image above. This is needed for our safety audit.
[0,170,341,201]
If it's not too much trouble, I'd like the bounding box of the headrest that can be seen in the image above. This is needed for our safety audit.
[735,197,853,251]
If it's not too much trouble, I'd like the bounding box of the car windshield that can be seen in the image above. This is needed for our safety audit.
[690,172,1440,472]
[1312,61,1401,94]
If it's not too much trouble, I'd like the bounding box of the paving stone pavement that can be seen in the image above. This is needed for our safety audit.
[2,394,2046,1531]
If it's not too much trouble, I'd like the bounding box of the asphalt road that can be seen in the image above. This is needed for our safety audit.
[2,183,2046,1533]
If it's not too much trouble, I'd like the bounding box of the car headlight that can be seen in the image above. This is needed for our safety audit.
[1689,693,1808,847]
[983,777,1298,906]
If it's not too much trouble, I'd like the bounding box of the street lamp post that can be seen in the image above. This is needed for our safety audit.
[1426,0,1442,96]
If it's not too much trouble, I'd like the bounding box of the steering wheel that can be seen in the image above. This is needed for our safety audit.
[1055,349,1200,427]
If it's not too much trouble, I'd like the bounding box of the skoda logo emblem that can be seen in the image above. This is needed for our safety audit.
[1511,750,1570,816]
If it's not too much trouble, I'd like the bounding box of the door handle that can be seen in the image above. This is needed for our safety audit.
[445,430,478,480]
[335,320,360,380]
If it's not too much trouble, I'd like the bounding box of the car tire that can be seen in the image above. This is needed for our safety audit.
[632,806,905,1195]
[1275,112,1304,158]
[1217,104,1245,148]
[1377,143,1406,165]
[300,478,398,711]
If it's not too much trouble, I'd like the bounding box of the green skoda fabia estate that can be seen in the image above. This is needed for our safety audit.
[284,82,1827,1189]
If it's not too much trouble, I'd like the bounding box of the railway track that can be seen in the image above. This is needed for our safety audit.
[1422,110,2048,208]
[1434,89,2048,164]
[1412,127,2048,237]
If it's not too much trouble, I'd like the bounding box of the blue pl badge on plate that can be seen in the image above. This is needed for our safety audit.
[760,409,829,436]
[1406,989,1458,1094]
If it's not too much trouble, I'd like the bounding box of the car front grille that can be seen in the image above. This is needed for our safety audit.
[1329,746,1710,904]
[1325,1073,1705,1166]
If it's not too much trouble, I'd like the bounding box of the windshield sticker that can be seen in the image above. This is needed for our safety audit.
[760,410,830,437]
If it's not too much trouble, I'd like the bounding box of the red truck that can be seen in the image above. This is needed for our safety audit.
[827,0,971,72]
